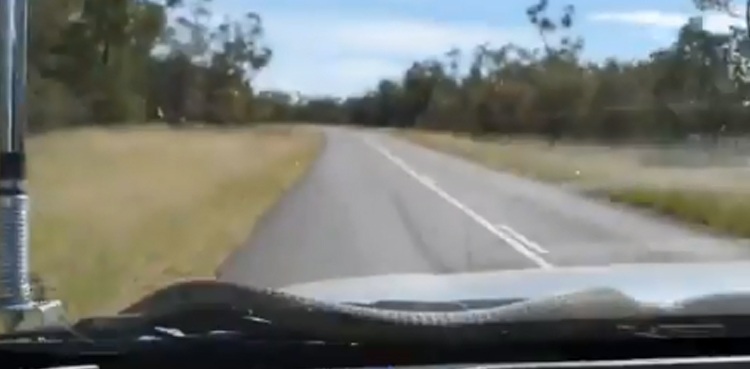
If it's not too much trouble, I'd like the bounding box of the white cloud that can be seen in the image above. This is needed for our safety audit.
[331,18,533,57]
[590,11,687,28]
[703,13,745,32]
[256,57,405,97]
[589,10,744,34]
[249,11,536,96]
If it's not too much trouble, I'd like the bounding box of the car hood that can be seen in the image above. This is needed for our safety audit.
[278,261,750,307]
[119,261,750,321]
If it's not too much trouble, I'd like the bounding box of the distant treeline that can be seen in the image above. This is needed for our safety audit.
[27,0,750,142]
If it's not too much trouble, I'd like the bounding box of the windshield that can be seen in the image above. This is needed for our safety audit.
[4,0,750,345]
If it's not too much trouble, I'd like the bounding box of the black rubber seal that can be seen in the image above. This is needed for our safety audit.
[0,152,26,184]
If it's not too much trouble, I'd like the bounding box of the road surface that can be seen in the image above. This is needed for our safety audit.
[218,127,750,289]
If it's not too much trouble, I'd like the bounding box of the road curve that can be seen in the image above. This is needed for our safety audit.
[217,127,750,289]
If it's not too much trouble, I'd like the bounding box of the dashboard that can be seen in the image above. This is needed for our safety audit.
[35,356,750,369]
[365,357,750,369]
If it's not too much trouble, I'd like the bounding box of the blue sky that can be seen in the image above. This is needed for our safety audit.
[207,0,744,97]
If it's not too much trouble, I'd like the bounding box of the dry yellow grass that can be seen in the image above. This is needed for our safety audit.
[400,129,750,238]
[26,126,321,318]
[402,131,750,192]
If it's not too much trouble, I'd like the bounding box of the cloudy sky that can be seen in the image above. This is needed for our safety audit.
[208,0,744,97]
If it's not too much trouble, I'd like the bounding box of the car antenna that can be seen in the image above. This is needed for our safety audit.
[0,0,64,334]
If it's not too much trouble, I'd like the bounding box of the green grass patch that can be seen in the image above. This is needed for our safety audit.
[400,129,750,239]
[607,189,750,237]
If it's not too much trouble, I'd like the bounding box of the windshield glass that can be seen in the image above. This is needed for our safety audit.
[4,0,750,340]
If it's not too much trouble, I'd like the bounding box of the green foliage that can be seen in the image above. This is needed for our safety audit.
[28,0,273,130]
[25,0,750,139]
[298,0,750,142]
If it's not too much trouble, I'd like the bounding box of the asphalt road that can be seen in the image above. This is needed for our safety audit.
[217,127,750,289]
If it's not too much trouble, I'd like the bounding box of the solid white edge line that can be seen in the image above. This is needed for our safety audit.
[365,139,553,269]
[498,224,550,254]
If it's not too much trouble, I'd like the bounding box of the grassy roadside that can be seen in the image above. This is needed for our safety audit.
[400,130,750,238]
[27,125,322,318]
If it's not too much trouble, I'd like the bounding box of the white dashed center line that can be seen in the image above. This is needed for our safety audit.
[365,138,553,269]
